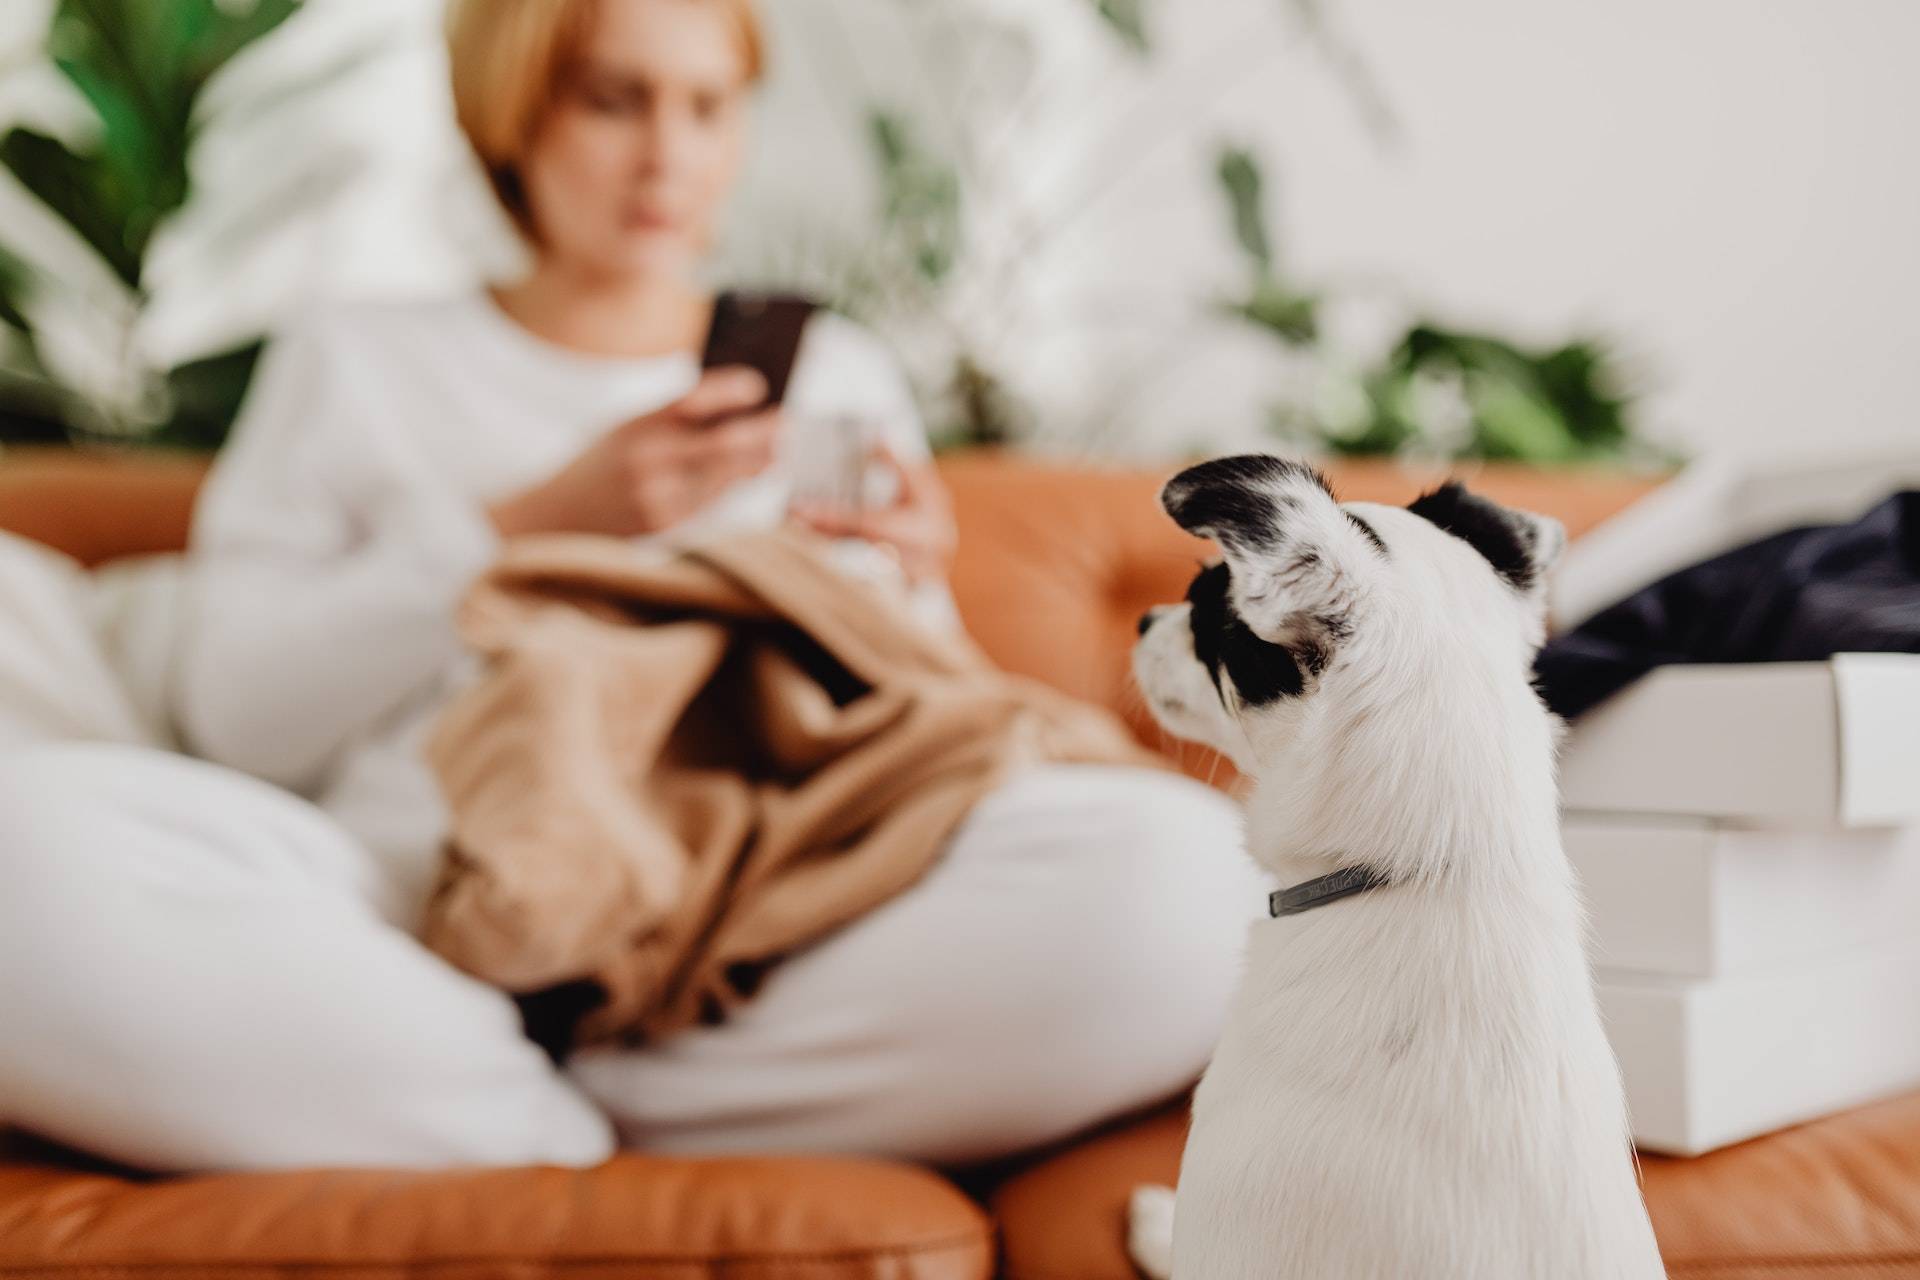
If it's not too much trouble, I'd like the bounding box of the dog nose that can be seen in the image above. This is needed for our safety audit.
[1137,610,1158,637]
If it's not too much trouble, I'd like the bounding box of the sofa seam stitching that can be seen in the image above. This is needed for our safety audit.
[0,1226,993,1274]
[1666,1252,1920,1272]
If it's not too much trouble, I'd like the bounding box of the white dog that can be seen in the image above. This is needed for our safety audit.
[1127,456,1665,1280]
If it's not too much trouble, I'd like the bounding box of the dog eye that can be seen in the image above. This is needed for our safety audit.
[1345,511,1388,556]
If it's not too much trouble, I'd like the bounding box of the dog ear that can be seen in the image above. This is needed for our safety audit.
[1406,482,1563,593]
[1162,455,1374,649]
[1161,455,1331,557]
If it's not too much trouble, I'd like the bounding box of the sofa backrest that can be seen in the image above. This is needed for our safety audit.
[0,447,1659,763]
[0,448,206,569]
[938,453,1660,766]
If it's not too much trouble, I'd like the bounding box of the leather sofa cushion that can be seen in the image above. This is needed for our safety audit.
[0,1142,992,1280]
[1640,1089,1920,1278]
[989,1092,1920,1280]
[0,448,205,568]
[988,1105,1188,1280]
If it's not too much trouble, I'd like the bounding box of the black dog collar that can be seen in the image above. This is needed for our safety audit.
[1269,865,1390,917]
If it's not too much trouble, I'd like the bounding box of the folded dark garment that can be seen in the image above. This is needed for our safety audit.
[1535,491,1920,719]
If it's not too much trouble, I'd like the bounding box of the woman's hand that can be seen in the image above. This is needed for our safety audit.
[487,368,780,538]
[788,446,957,585]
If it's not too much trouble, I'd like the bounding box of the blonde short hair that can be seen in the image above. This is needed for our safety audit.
[446,0,765,236]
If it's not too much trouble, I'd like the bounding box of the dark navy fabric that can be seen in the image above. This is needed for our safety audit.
[1535,491,1920,719]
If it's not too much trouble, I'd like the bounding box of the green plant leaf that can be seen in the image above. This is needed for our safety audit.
[52,45,158,171]
[1469,376,1574,463]
[0,0,309,452]
[169,0,224,73]
[1228,282,1319,345]
[0,247,49,401]
[0,128,142,286]
[867,108,962,286]
[1366,322,1640,463]
[36,0,303,280]
[870,109,908,168]
[1217,147,1322,345]
[53,51,188,267]
[151,340,264,450]
[52,0,190,154]
[0,247,30,336]
[1094,0,1150,53]
[60,0,297,113]
[43,1,196,272]
[1533,340,1631,449]
[943,353,1023,449]
[1217,146,1272,278]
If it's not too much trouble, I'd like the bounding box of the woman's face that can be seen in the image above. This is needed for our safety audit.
[522,0,752,281]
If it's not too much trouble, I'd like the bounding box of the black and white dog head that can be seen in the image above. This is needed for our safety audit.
[1133,455,1564,783]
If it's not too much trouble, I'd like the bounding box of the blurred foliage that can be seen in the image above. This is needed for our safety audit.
[151,342,267,449]
[0,246,35,351]
[864,106,1035,447]
[851,0,1185,449]
[0,0,1647,464]
[1094,0,1151,55]
[869,109,962,287]
[851,0,1625,464]
[848,0,1404,453]
[1218,148,1272,276]
[0,0,302,447]
[1218,145,1651,465]
[1317,328,1636,463]
[1217,147,1320,345]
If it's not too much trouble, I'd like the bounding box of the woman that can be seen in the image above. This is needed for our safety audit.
[0,0,1256,1172]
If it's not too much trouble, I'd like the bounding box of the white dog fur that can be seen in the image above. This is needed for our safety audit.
[1128,456,1664,1280]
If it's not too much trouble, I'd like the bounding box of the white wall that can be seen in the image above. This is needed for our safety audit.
[3,0,1915,465]
[1100,0,1920,464]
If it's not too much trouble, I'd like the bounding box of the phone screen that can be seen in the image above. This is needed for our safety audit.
[700,292,817,407]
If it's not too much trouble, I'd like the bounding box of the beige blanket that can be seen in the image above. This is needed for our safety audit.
[423,531,1157,1045]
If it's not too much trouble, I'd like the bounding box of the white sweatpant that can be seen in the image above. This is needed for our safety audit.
[0,743,1260,1173]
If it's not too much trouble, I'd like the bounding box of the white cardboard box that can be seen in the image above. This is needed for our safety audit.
[1558,654,1920,827]
[1600,937,1920,1155]
[1567,816,1920,979]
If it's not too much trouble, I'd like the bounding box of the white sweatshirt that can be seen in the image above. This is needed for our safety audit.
[178,293,943,924]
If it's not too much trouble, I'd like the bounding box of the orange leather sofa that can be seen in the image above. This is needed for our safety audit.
[2,448,1917,1280]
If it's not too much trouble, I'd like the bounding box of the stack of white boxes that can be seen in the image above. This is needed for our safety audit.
[1559,653,1920,1155]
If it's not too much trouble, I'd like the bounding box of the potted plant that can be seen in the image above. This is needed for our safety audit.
[0,0,347,451]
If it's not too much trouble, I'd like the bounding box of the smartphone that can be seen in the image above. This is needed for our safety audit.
[700,291,817,408]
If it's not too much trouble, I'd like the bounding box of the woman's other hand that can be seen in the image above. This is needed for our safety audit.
[487,367,779,538]
[788,445,956,585]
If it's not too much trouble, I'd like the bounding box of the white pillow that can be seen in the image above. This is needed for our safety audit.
[0,741,614,1171]
[89,553,191,750]
[0,532,151,750]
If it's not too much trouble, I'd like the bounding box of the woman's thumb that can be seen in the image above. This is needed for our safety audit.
[677,367,769,422]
